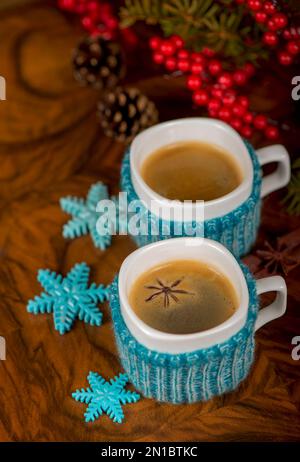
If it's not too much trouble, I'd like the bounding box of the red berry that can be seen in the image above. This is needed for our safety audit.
[263,1,276,15]
[290,27,300,39]
[278,51,293,65]
[247,0,262,12]
[160,41,176,56]
[265,125,279,139]
[263,31,278,46]
[243,62,256,77]
[105,17,119,30]
[76,6,86,15]
[231,118,242,131]
[177,49,189,60]
[223,91,236,106]
[208,60,222,75]
[177,59,190,72]
[233,70,247,86]
[238,96,249,108]
[202,47,215,57]
[187,75,202,91]
[245,112,254,124]
[211,86,223,99]
[255,11,267,23]
[267,18,278,31]
[253,114,267,130]
[272,13,288,30]
[165,57,177,71]
[287,41,300,55]
[218,107,232,121]
[193,89,209,106]
[218,72,233,88]
[235,0,245,4]
[191,52,206,65]
[241,125,253,138]
[87,2,99,13]
[59,0,71,6]
[171,35,185,49]
[149,36,161,50]
[191,62,205,74]
[232,104,246,117]
[283,29,292,40]
[99,3,113,19]
[81,16,93,29]
[208,99,221,113]
[153,52,164,64]
[59,0,74,8]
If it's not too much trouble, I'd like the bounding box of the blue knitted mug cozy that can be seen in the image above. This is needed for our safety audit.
[109,263,258,403]
[120,140,262,258]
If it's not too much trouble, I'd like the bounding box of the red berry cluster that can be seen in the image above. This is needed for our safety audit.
[150,35,279,140]
[58,0,138,45]
[245,0,300,66]
[58,0,118,39]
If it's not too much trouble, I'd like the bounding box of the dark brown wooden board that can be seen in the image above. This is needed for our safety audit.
[0,1,299,442]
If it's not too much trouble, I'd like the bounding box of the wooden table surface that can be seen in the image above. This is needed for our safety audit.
[0,1,300,442]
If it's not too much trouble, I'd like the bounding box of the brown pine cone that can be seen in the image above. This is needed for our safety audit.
[97,87,159,143]
[72,36,124,89]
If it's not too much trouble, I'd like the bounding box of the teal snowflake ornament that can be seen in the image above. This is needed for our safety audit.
[27,263,109,334]
[72,372,140,423]
[60,182,113,250]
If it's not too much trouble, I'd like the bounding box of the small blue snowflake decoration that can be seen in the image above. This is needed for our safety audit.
[27,263,109,334]
[60,182,113,250]
[72,372,140,424]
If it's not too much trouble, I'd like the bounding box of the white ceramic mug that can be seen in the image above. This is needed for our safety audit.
[130,118,291,221]
[118,237,287,354]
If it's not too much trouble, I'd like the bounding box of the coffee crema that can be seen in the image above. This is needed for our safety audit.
[141,140,242,202]
[129,259,238,335]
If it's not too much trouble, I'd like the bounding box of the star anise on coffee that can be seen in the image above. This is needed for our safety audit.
[256,232,300,275]
[145,279,192,307]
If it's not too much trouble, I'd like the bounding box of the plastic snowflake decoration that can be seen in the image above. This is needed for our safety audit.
[27,263,109,334]
[72,372,140,423]
[60,182,113,250]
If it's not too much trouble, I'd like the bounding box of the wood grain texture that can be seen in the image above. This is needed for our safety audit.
[0,0,42,12]
[0,1,299,442]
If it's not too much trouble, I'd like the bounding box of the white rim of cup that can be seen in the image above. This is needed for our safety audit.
[118,237,249,354]
[130,118,254,222]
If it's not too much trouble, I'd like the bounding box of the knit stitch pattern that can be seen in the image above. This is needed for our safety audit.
[109,264,258,403]
[120,140,262,258]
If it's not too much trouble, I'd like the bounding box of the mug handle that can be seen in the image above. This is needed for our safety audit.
[256,145,291,198]
[255,276,287,331]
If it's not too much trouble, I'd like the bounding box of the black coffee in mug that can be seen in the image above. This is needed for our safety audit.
[141,140,242,201]
[129,259,238,335]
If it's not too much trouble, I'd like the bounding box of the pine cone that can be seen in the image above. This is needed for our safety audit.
[98,87,159,143]
[72,36,124,89]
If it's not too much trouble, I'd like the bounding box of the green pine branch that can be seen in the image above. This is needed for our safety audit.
[119,0,268,64]
[120,0,162,27]
[282,158,300,216]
